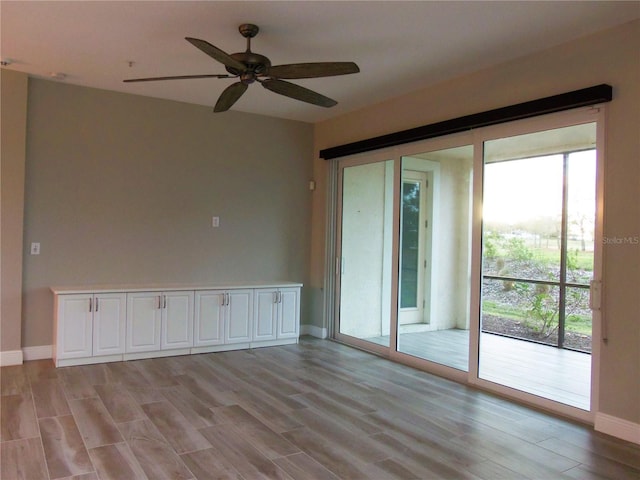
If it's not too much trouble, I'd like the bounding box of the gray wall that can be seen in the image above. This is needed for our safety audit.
[1,70,28,354]
[22,79,313,347]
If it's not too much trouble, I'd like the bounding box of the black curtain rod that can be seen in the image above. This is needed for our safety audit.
[319,84,612,160]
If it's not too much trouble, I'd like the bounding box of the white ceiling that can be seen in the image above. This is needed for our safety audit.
[2,1,638,123]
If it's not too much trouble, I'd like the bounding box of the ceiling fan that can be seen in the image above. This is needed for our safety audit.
[124,24,360,112]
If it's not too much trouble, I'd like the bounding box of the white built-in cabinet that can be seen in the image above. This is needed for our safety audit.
[54,293,126,362]
[126,291,194,353]
[253,287,300,342]
[52,283,301,367]
[194,289,253,346]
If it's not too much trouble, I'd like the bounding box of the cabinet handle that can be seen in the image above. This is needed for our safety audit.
[158,296,162,309]
[163,295,167,309]
[278,291,282,303]
[89,298,93,312]
[273,292,278,304]
[226,293,230,306]
[95,298,99,312]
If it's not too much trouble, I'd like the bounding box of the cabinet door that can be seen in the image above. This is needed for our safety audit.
[226,289,253,343]
[194,290,225,346]
[126,292,162,353]
[57,294,93,359]
[161,291,194,350]
[254,289,278,341]
[278,288,300,339]
[93,293,126,356]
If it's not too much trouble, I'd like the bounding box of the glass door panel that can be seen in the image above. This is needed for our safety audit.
[479,123,596,410]
[397,146,473,370]
[338,160,394,347]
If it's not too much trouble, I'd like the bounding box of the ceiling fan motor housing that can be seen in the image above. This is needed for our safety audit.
[228,51,271,83]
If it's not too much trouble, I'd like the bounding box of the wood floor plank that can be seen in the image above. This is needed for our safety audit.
[94,383,146,423]
[88,442,148,480]
[133,358,179,387]
[198,424,293,480]
[555,428,640,470]
[281,427,371,479]
[449,427,579,479]
[119,419,194,480]
[216,405,300,458]
[463,459,530,480]
[23,358,58,382]
[538,436,640,479]
[368,458,422,480]
[79,363,117,385]
[294,378,377,414]
[0,393,39,441]
[123,383,166,405]
[288,407,388,464]
[294,391,382,435]
[180,447,246,480]
[141,400,211,454]
[31,378,71,418]
[226,389,304,433]
[272,452,341,480]
[160,385,221,429]
[0,364,30,395]
[187,355,241,391]
[562,464,629,480]
[106,361,150,387]
[0,437,50,480]
[230,373,308,412]
[39,415,94,479]
[369,431,481,479]
[174,373,232,408]
[58,367,97,399]
[243,366,308,396]
[105,362,165,405]
[68,396,123,448]
[56,473,100,480]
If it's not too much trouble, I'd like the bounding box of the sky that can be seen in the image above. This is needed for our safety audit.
[483,151,596,229]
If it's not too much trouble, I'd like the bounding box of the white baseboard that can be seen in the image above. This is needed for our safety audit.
[300,325,328,339]
[23,345,53,361]
[0,350,24,366]
[595,412,640,445]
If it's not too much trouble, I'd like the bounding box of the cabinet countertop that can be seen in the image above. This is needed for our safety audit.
[51,281,303,295]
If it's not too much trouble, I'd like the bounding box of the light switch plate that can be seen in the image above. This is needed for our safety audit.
[30,242,40,255]
[212,216,220,228]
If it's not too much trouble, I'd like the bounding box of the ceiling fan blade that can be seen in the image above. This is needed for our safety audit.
[261,79,337,107]
[186,37,247,72]
[124,74,232,83]
[267,62,360,79]
[214,82,248,112]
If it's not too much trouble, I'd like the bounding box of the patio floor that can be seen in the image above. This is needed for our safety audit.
[367,328,591,410]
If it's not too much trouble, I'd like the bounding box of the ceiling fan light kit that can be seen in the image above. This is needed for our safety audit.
[124,24,359,112]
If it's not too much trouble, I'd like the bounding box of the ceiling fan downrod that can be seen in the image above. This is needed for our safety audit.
[229,24,270,82]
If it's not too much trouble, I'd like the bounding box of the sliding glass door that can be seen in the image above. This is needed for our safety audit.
[396,147,473,371]
[336,158,394,349]
[332,108,602,418]
[479,123,597,410]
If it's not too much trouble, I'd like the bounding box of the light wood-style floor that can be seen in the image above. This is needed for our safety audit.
[2,337,639,480]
